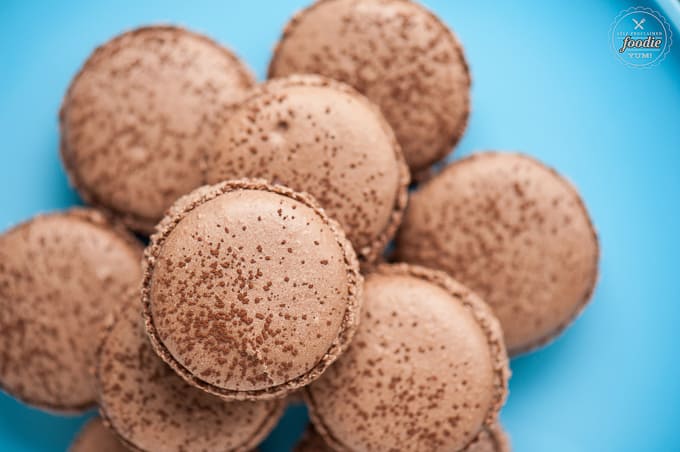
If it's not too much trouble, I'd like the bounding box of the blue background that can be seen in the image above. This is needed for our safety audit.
[1,0,679,451]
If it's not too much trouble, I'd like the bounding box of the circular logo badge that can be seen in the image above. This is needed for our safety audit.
[610,7,672,68]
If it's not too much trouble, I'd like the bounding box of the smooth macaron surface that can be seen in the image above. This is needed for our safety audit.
[142,180,362,400]
[0,209,142,412]
[97,303,284,452]
[396,152,599,354]
[69,417,127,452]
[305,263,508,452]
[205,74,409,265]
[60,25,254,233]
[269,0,470,174]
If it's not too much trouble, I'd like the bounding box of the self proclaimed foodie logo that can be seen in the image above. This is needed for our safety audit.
[610,6,672,68]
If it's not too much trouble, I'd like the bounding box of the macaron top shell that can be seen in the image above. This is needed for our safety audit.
[396,152,599,354]
[0,209,142,412]
[305,263,508,452]
[60,25,255,233]
[98,304,284,452]
[269,0,470,174]
[69,417,128,452]
[205,74,409,265]
[143,180,362,400]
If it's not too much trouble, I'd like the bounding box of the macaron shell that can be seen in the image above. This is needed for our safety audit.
[0,209,143,412]
[142,179,363,400]
[396,152,599,354]
[295,423,511,452]
[205,74,409,265]
[464,424,511,452]
[69,417,128,452]
[269,0,471,174]
[97,303,284,452]
[305,263,508,452]
[60,25,255,233]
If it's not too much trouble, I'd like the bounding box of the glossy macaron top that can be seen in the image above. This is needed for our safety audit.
[97,303,284,452]
[0,209,142,413]
[69,417,127,452]
[305,263,509,452]
[397,152,599,355]
[269,0,470,175]
[205,74,409,265]
[142,180,363,400]
[60,25,255,233]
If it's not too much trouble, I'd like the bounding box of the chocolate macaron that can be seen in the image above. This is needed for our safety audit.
[205,74,409,265]
[70,417,127,452]
[142,180,362,400]
[60,25,255,233]
[269,0,471,175]
[396,152,599,355]
[305,263,509,452]
[98,303,283,452]
[0,209,142,412]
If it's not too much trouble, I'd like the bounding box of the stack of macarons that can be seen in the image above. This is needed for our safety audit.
[0,1,599,451]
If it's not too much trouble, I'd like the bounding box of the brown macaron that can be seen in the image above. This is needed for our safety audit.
[205,74,409,265]
[305,263,509,452]
[69,417,127,452]
[0,209,142,413]
[269,0,471,175]
[142,180,363,400]
[98,303,283,452]
[60,25,255,234]
[295,423,510,452]
[396,152,599,355]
